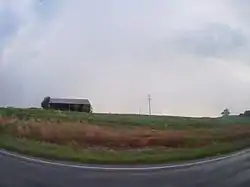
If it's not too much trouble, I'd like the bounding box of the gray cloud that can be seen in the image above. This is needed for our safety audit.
[0,7,20,50]
[172,23,247,58]
[1,0,250,117]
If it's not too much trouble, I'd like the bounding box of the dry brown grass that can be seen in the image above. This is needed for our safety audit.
[0,117,16,125]
[1,118,250,149]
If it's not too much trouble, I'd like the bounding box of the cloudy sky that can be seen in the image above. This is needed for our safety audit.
[1,0,250,117]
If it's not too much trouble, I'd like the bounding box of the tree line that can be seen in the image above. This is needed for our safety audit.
[221,108,250,117]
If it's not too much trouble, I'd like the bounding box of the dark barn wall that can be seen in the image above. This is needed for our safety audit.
[49,103,70,111]
[82,104,91,113]
[49,103,90,113]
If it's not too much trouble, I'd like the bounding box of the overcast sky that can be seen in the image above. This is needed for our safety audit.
[1,0,250,117]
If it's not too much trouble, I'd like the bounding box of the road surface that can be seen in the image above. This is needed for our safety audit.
[0,150,250,187]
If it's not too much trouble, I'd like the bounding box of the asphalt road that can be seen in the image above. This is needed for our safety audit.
[0,151,250,187]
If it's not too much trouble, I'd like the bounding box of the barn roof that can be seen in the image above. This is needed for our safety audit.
[49,98,90,105]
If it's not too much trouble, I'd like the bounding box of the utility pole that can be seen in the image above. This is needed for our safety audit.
[148,94,152,115]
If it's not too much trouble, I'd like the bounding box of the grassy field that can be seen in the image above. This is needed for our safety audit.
[1,107,250,164]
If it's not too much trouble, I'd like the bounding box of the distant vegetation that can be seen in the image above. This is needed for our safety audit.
[221,108,230,117]
[239,110,250,117]
[41,97,50,109]
[1,107,250,164]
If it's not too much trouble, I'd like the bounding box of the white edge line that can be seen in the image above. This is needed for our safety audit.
[0,149,249,171]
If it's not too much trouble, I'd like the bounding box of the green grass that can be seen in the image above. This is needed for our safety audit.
[1,107,250,129]
[0,134,249,164]
[1,107,250,164]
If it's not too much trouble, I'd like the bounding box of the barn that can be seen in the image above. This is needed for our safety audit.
[41,97,92,113]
